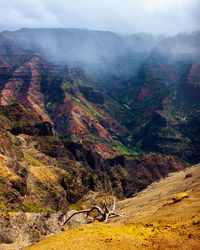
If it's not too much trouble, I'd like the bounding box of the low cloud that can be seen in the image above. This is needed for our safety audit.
[0,0,199,34]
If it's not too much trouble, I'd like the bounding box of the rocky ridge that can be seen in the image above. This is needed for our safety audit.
[0,27,199,249]
[0,31,133,158]
[0,103,188,248]
[0,29,199,162]
[112,31,200,163]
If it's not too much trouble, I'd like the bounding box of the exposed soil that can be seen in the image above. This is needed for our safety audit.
[22,164,200,250]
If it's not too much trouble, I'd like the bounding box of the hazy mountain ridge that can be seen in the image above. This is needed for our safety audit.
[0,28,200,162]
[0,28,163,87]
[112,31,200,163]
[0,31,135,158]
[0,28,200,249]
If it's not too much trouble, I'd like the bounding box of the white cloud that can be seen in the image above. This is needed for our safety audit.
[0,0,199,34]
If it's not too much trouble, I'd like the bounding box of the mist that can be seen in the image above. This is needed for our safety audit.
[0,0,199,34]
[4,28,166,82]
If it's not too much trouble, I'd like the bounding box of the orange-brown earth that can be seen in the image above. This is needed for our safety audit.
[55,93,125,158]
[0,103,187,211]
[0,33,128,158]
[0,103,193,250]
[20,163,200,250]
[0,55,51,122]
[1,30,200,163]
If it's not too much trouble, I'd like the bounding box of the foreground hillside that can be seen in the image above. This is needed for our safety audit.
[24,163,200,250]
[0,103,190,249]
[0,103,186,210]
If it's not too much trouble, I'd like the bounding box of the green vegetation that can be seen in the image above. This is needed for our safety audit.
[82,136,140,158]
[82,137,94,147]
[61,81,72,91]
[22,202,55,214]
[0,115,12,124]
[14,120,23,128]
[0,201,5,211]
[0,201,19,212]
[37,136,55,151]
[11,119,23,131]
[69,200,82,211]
[133,88,171,117]
[23,152,43,166]
[75,95,104,119]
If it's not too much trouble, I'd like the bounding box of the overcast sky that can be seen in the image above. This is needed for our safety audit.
[0,0,199,34]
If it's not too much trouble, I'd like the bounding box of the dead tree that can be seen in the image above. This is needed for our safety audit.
[63,198,124,226]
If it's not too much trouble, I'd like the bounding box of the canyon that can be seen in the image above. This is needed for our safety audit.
[0,28,199,249]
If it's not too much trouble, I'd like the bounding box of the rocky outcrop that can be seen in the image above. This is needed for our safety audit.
[0,211,65,247]
[0,103,188,249]
[0,104,188,210]
[0,104,68,213]
[0,103,53,136]
[63,141,186,199]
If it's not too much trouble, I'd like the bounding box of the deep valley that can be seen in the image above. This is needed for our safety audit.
[0,28,199,249]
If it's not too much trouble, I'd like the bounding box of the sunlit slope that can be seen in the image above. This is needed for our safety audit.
[25,164,200,250]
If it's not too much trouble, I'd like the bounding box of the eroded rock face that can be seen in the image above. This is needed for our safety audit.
[112,32,200,163]
[0,31,131,158]
[0,104,188,211]
[63,141,186,199]
[0,104,68,213]
[0,103,188,249]
[0,103,53,136]
[0,211,65,247]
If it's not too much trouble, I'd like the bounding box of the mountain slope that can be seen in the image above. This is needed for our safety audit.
[0,28,164,92]
[0,27,199,249]
[0,103,189,249]
[0,31,135,158]
[0,28,200,162]
[113,32,200,163]
[23,163,200,250]
[0,104,186,210]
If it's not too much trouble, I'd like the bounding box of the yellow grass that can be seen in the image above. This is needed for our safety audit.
[23,152,43,166]
[0,164,17,180]
[28,165,58,183]
[25,164,200,250]
[172,192,189,202]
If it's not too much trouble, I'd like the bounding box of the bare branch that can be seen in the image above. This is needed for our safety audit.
[102,200,109,213]
[63,206,104,226]
[110,198,116,213]
[110,212,124,217]
[63,198,124,226]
